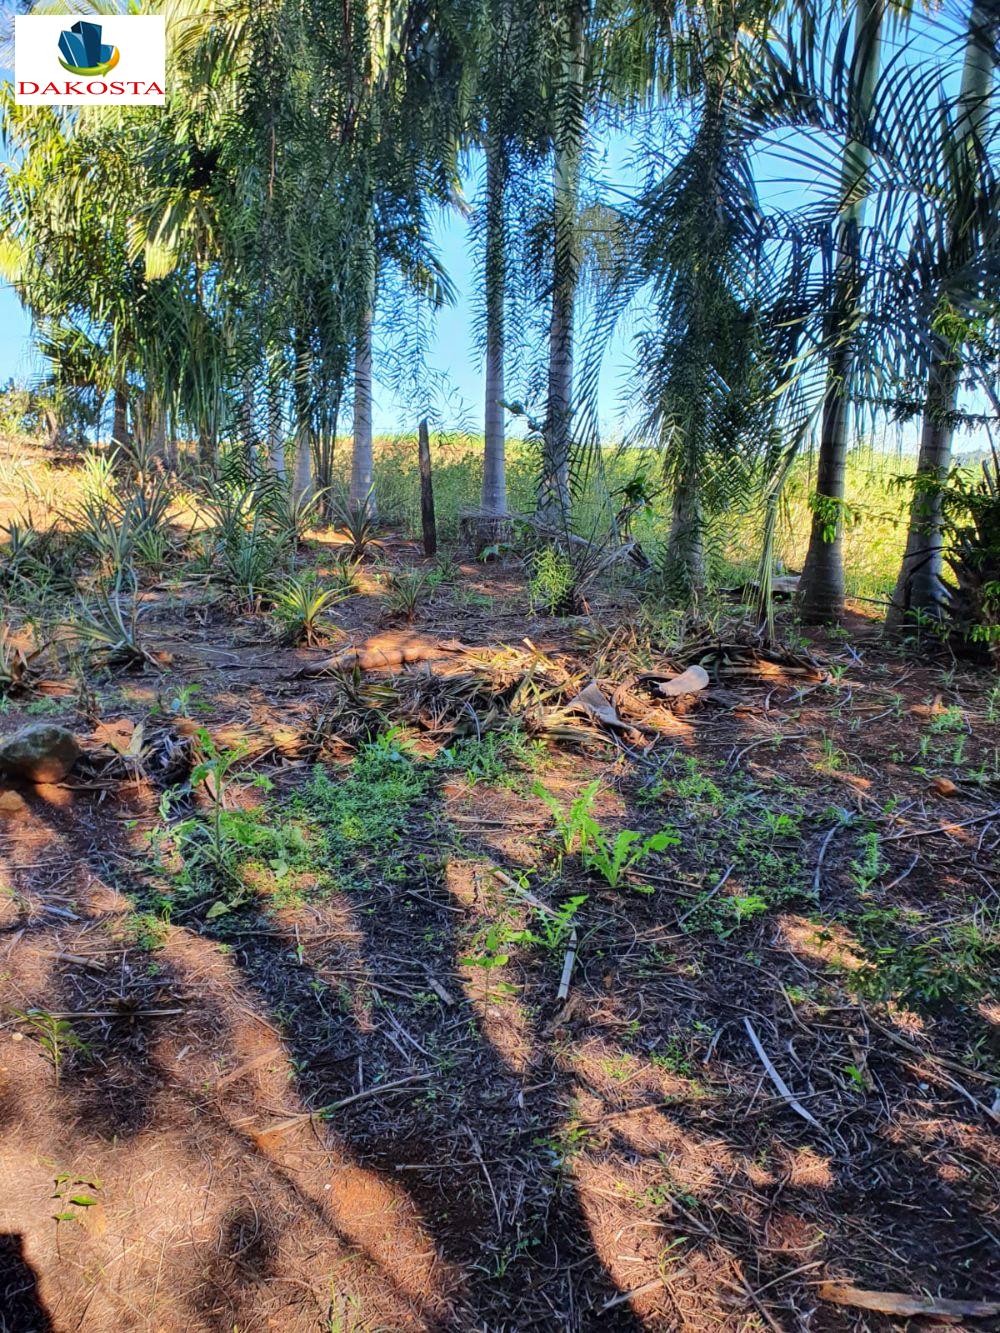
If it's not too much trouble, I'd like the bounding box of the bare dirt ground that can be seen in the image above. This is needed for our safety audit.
[0,441,998,1331]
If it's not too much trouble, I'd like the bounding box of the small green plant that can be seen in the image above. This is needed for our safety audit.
[650,1037,693,1078]
[167,683,202,720]
[334,490,378,562]
[427,551,458,585]
[528,545,577,615]
[221,516,281,608]
[582,826,680,890]
[849,830,884,891]
[384,570,428,622]
[534,779,678,888]
[328,555,362,595]
[72,576,155,669]
[271,572,347,645]
[119,910,169,951]
[533,779,601,854]
[159,734,270,910]
[440,729,543,787]
[16,1009,89,1086]
[272,484,327,549]
[51,1171,102,1224]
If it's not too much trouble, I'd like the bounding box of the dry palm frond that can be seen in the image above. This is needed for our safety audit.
[0,621,43,697]
[307,665,401,749]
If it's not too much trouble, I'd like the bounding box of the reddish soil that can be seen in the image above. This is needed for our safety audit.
[1,526,998,1331]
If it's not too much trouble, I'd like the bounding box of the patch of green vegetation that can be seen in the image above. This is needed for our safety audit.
[639,756,723,810]
[23,695,65,716]
[528,545,575,615]
[461,892,587,969]
[849,900,999,1011]
[293,730,435,888]
[439,728,545,788]
[849,828,884,892]
[649,1037,693,1078]
[533,779,679,888]
[681,889,773,937]
[15,1009,89,1086]
[118,911,169,951]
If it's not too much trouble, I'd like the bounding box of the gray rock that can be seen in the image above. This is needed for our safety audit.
[0,723,81,783]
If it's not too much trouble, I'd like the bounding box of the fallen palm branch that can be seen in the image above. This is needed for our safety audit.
[817,1282,1000,1321]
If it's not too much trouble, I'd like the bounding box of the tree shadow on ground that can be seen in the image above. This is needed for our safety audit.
[4,682,999,1330]
[0,1234,53,1333]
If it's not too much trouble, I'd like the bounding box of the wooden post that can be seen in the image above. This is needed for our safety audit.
[418,418,437,556]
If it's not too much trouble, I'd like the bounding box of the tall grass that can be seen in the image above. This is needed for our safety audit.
[351,433,915,601]
[0,430,921,602]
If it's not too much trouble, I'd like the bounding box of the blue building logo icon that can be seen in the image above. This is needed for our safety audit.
[58,20,120,77]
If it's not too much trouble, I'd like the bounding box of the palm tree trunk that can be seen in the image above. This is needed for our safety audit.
[43,408,62,451]
[668,465,706,596]
[888,0,997,626]
[293,427,313,501]
[198,428,215,471]
[111,387,129,453]
[267,378,286,479]
[538,0,586,524]
[798,0,884,623]
[350,302,374,509]
[482,125,508,516]
[887,351,960,622]
[797,340,852,620]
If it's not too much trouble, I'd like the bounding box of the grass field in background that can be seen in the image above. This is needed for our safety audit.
[0,431,917,606]
[359,433,915,603]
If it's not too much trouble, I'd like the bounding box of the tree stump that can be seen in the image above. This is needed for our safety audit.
[459,510,514,557]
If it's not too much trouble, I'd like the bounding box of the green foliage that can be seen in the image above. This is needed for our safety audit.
[334,491,379,563]
[51,1172,102,1225]
[533,779,678,888]
[439,729,544,787]
[156,734,302,915]
[384,569,429,622]
[270,572,348,645]
[72,576,154,669]
[294,732,434,887]
[16,1009,89,1086]
[850,901,999,1011]
[808,493,861,545]
[462,894,587,969]
[533,779,601,854]
[941,457,1000,660]
[528,545,576,615]
[581,826,680,890]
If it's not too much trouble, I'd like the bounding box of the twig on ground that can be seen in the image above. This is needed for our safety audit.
[676,864,734,928]
[743,1017,823,1131]
[882,807,999,842]
[256,1072,432,1139]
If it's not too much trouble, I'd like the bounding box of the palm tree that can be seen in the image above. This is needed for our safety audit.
[538,0,590,522]
[797,0,887,623]
[887,0,1000,625]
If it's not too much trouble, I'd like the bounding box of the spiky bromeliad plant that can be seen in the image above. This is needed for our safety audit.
[270,572,349,645]
[73,576,157,669]
[333,489,378,563]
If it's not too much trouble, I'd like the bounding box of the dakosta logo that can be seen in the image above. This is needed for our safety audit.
[14,14,166,106]
[57,20,120,78]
